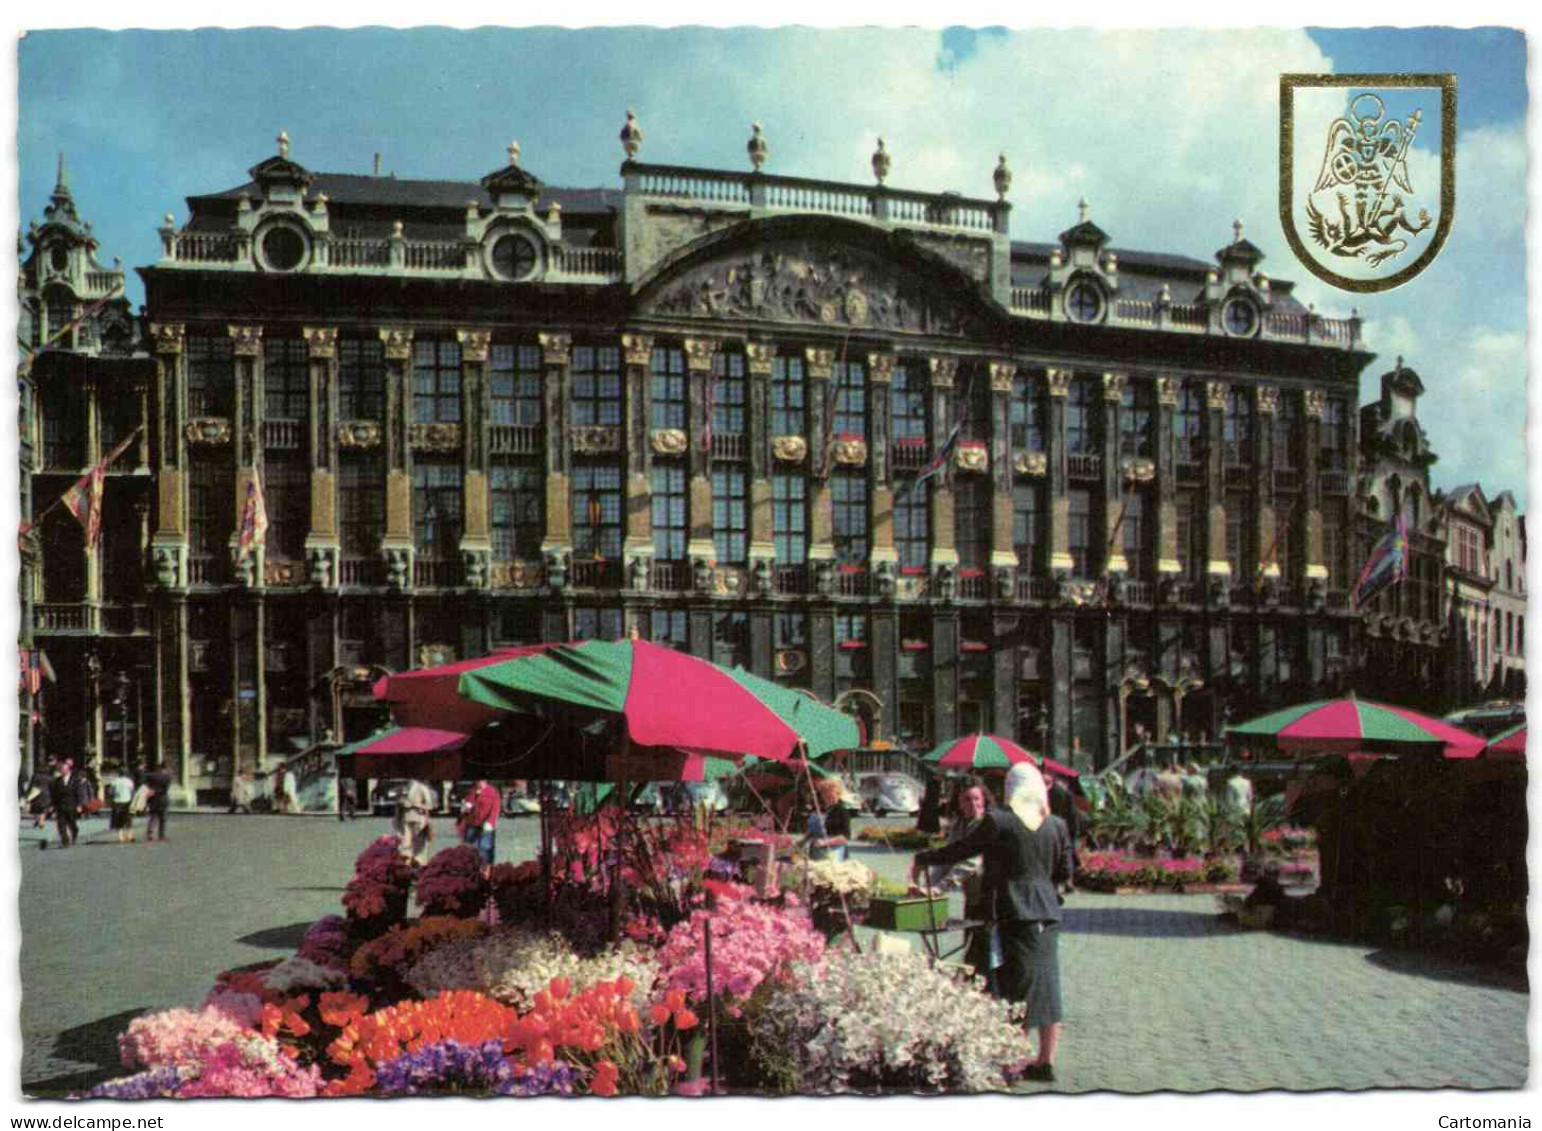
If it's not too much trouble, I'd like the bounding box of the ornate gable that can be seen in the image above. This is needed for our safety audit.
[640,234,990,337]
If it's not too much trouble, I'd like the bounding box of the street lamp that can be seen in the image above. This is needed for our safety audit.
[111,671,132,781]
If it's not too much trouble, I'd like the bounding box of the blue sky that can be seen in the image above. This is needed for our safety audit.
[13,24,1531,508]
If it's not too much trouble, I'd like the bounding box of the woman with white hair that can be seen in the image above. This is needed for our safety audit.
[911,761,1073,1083]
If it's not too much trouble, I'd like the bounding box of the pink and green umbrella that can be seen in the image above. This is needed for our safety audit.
[1227,697,1485,760]
[455,639,861,763]
[922,733,1037,772]
[1482,722,1526,760]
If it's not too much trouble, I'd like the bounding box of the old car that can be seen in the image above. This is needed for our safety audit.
[857,772,923,817]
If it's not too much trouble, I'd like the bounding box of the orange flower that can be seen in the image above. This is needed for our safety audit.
[649,1004,672,1026]
[616,1007,641,1035]
[673,1009,699,1032]
[591,1059,619,1097]
[664,988,687,1012]
[549,976,572,1000]
[614,975,636,998]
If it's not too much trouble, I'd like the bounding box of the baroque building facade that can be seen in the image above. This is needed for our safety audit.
[102,125,1373,803]
[20,157,156,779]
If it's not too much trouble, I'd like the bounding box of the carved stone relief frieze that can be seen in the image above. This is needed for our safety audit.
[772,435,808,463]
[410,422,462,453]
[954,441,988,473]
[651,429,688,457]
[264,558,305,587]
[185,418,232,446]
[572,425,623,455]
[1014,451,1048,477]
[832,437,868,466]
[337,421,383,449]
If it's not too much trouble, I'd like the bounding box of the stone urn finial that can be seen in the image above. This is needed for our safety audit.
[392,220,404,239]
[508,140,521,167]
[1233,218,1244,244]
[620,108,643,159]
[871,138,891,185]
[277,130,290,159]
[993,153,1012,200]
[1078,198,1090,224]
[747,121,768,172]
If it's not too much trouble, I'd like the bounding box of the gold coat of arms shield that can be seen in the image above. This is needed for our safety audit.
[1280,73,1456,293]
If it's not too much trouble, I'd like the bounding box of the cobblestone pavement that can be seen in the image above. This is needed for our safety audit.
[17,813,1529,1095]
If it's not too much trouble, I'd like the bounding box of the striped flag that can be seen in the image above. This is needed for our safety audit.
[237,474,270,563]
[19,649,39,696]
[901,419,963,500]
[1350,512,1410,610]
[38,649,56,684]
[18,287,124,378]
[57,429,140,549]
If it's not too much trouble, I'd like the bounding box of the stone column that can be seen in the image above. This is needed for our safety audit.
[1304,389,1326,590]
[745,342,776,593]
[149,323,188,589]
[928,356,960,586]
[989,361,1018,595]
[229,325,265,589]
[684,337,719,585]
[1204,380,1229,596]
[458,329,493,589]
[1045,368,1073,577]
[1101,372,1128,576]
[619,333,652,585]
[806,348,836,580]
[379,326,416,589]
[866,351,897,594]
[1255,386,1280,586]
[303,327,339,589]
[1154,377,1181,580]
[83,384,102,608]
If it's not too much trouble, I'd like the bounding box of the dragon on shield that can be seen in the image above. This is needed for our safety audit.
[1305,93,1432,268]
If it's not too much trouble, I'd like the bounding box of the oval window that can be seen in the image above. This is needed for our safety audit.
[1224,298,1257,337]
[262,226,307,272]
[1066,282,1103,324]
[49,245,70,272]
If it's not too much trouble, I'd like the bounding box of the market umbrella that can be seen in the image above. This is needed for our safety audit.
[921,733,1037,771]
[373,645,557,733]
[1482,722,1527,760]
[456,639,862,763]
[1226,696,1485,760]
[336,726,468,781]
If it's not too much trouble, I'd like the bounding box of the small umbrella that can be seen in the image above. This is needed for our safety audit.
[456,639,861,763]
[373,645,556,733]
[921,733,1036,771]
[1482,722,1526,760]
[336,726,468,781]
[1227,696,1485,760]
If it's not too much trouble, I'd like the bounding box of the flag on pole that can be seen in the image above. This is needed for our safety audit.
[18,287,125,378]
[38,649,57,684]
[902,419,963,500]
[57,429,140,549]
[237,474,270,563]
[1350,513,1410,610]
[19,649,39,696]
[1254,495,1300,593]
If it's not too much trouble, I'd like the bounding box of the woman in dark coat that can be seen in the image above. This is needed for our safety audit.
[912,762,1072,1082]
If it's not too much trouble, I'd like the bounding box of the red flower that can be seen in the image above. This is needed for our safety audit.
[649,1004,672,1026]
[591,1059,620,1097]
[673,1009,699,1032]
[549,976,572,1001]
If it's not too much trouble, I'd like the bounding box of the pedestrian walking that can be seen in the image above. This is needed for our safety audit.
[23,760,54,830]
[106,764,137,843]
[335,760,356,821]
[920,775,993,990]
[281,763,300,814]
[144,762,172,842]
[466,779,500,871]
[912,762,1073,1083]
[48,759,93,848]
[228,770,255,815]
[392,779,437,865]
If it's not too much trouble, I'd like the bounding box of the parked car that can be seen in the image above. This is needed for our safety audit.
[370,779,411,816]
[502,786,541,817]
[858,772,923,817]
[630,782,669,814]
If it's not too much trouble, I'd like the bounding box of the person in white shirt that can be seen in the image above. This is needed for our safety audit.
[393,779,438,865]
[107,766,137,843]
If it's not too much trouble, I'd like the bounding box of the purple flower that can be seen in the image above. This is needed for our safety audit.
[374,1039,574,1097]
[83,1067,186,1099]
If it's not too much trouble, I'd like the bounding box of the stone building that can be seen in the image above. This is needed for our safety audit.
[1438,483,1498,701]
[1352,360,1446,712]
[128,124,1371,804]
[1485,489,1526,697]
[20,157,156,778]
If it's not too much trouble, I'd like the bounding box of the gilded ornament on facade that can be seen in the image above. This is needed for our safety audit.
[832,437,868,466]
[1156,376,1180,406]
[538,332,572,366]
[411,422,462,453]
[651,428,689,456]
[620,334,653,367]
[337,420,382,449]
[804,348,835,379]
[1045,368,1072,397]
[1102,372,1127,401]
[714,568,743,596]
[1121,457,1157,484]
[1304,389,1326,418]
[303,326,338,359]
[744,342,774,375]
[954,441,988,474]
[227,324,264,356]
[490,559,542,589]
[184,417,232,446]
[150,322,185,354]
[683,339,718,371]
[989,361,1018,393]
[928,356,957,389]
[457,329,492,363]
[844,289,870,326]
[1206,381,1228,410]
[378,327,415,360]
[1014,451,1048,477]
[772,435,808,463]
[867,353,895,384]
[1257,385,1280,415]
[264,558,303,587]
[572,425,623,455]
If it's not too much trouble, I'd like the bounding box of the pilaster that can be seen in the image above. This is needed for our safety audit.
[806,347,836,561]
[745,342,776,577]
[1101,372,1128,575]
[1303,389,1326,582]
[1154,376,1180,576]
[1203,379,1230,581]
[458,329,493,588]
[540,331,574,587]
[620,333,653,576]
[928,356,960,570]
[1045,368,1072,575]
[303,327,339,588]
[867,352,896,573]
[684,337,719,576]
[989,361,1018,581]
[150,323,188,587]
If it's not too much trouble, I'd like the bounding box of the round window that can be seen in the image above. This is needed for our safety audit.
[1223,298,1258,337]
[491,234,539,281]
[49,245,70,272]
[1066,281,1103,324]
[261,225,307,272]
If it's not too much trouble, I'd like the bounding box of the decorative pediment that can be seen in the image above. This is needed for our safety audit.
[490,559,544,590]
[643,237,985,337]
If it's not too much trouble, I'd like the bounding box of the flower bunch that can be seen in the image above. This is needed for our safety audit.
[488,863,611,955]
[1155,855,1208,885]
[752,950,1034,1094]
[804,857,877,900]
[171,1033,322,1098]
[1263,825,1318,851]
[505,975,680,1096]
[402,925,658,1011]
[416,845,491,918]
[323,989,519,1096]
[262,955,348,997]
[655,899,825,1005]
[372,1038,577,1096]
[344,836,414,930]
[296,914,353,970]
[349,916,489,986]
[119,1004,253,1070]
[81,1066,190,1099]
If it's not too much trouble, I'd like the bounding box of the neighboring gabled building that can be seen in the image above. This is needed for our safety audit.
[1487,489,1526,698]
[1438,482,1497,701]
